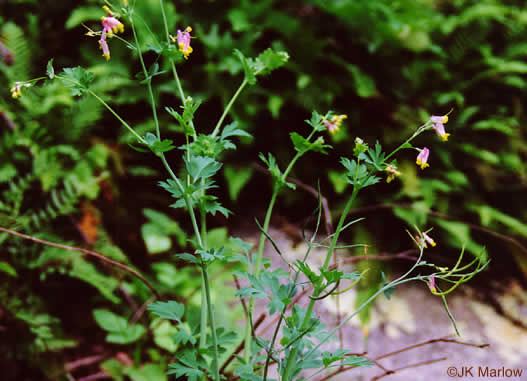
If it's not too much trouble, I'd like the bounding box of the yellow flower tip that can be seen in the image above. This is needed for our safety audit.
[328,126,339,135]
[186,26,192,32]
[10,84,23,98]
[441,133,450,142]
[102,5,112,14]
[416,159,430,170]
[330,114,347,127]
[430,286,437,293]
[103,53,110,60]
[123,0,128,5]
[179,45,193,59]
[442,115,448,124]
[430,240,437,247]
[169,35,176,43]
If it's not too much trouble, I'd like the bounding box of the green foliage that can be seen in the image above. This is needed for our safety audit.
[224,165,253,200]
[93,309,146,344]
[148,301,184,321]
[234,48,289,85]
[60,66,95,96]
[141,208,187,254]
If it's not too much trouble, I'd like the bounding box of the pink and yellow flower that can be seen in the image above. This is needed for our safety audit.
[415,231,437,249]
[176,27,193,59]
[10,82,23,98]
[416,147,430,170]
[98,6,124,60]
[422,232,436,248]
[429,275,436,293]
[385,164,401,183]
[430,115,450,141]
[323,114,347,134]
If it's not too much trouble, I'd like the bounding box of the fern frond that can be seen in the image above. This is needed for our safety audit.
[0,173,34,216]
[1,22,31,80]
[28,178,82,229]
[68,95,102,140]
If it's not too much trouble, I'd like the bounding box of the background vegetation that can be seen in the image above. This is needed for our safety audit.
[1,0,526,379]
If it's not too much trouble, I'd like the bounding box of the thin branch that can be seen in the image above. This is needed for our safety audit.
[335,250,419,266]
[119,285,138,311]
[65,355,107,372]
[130,295,156,325]
[0,226,161,299]
[369,357,447,381]
[318,334,489,381]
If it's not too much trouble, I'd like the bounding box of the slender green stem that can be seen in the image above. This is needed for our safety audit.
[199,275,208,348]
[89,89,146,144]
[203,264,221,381]
[211,79,248,138]
[158,0,186,102]
[244,128,321,364]
[59,77,145,145]
[159,156,203,245]
[199,208,209,350]
[384,123,431,162]
[130,9,161,140]
[243,188,278,361]
[253,190,278,278]
[282,186,359,380]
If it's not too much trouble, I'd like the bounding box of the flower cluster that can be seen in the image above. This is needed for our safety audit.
[98,6,124,61]
[385,164,401,183]
[430,115,450,141]
[10,81,31,98]
[323,114,347,134]
[412,114,450,172]
[10,82,23,98]
[415,231,436,248]
[171,27,193,60]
